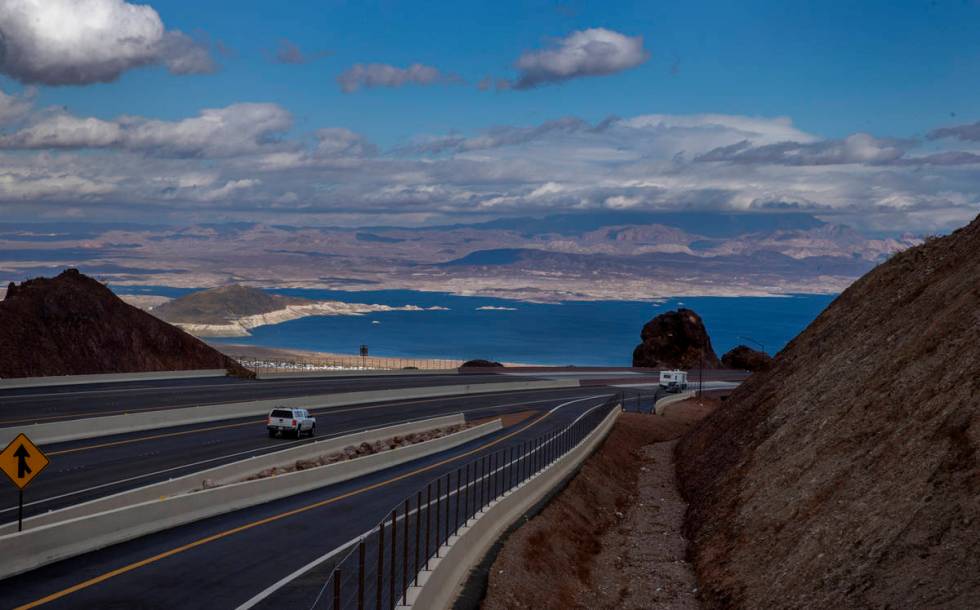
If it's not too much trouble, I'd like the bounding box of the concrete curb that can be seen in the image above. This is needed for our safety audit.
[0,418,503,581]
[405,405,621,609]
[0,369,229,390]
[0,379,579,445]
[0,414,465,535]
[654,391,695,415]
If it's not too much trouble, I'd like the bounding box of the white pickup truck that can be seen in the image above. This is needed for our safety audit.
[267,407,316,438]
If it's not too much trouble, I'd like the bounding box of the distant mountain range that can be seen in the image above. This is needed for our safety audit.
[0,212,921,301]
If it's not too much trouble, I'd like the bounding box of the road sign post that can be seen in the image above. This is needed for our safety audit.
[0,433,50,532]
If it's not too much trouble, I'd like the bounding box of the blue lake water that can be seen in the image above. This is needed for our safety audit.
[119,286,836,366]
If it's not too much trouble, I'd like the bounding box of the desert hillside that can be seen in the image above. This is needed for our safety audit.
[0,270,249,379]
[676,217,980,607]
[151,284,311,324]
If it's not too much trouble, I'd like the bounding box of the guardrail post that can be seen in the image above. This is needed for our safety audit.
[464,462,470,524]
[389,509,397,610]
[358,540,365,610]
[435,478,442,558]
[444,473,451,543]
[425,483,432,570]
[414,491,421,585]
[402,498,409,604]
[376,521,384,610]
[454,467,461,536]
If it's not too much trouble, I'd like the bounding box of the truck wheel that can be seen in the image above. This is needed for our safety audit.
[268,430,276,438]
[309,425,316,437]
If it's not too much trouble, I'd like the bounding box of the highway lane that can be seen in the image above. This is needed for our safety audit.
[0,386,601,525]
[0,392,615,609]
[0,373,519,426]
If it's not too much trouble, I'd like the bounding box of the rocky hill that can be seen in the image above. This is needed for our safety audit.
[632,308,721,369]
[720,345,773,372]
[0,269,250,379]
[152,284,311,325]
[676,217,980,607]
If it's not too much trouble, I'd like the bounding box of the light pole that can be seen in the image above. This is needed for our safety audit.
[698,347,704,406]
[738,335,766,355]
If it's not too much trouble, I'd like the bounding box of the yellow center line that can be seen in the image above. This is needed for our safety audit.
[15,407,561,610]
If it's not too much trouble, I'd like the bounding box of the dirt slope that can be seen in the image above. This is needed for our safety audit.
[0,269,250,378]
[676,218,980,608]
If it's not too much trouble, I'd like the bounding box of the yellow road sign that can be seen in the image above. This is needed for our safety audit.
[0,433,49,490]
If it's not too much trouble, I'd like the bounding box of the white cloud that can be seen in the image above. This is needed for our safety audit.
[0,0,215,86]
[0,103,292,157]
[337,63,450,93]
[0,87,35,124]
[508,28,649,89]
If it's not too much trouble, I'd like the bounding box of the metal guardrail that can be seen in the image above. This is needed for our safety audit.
[309,395,621,610]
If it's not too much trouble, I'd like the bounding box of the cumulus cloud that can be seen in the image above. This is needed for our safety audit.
[1,110,978,234]
[696,133,909,165]
[928,120,980,142]
[0,87,35,124]
[0,103,292,157]
[506,28,649,89]
[337,63,454,93]
[0,0,215,86]
[271,39,329,65]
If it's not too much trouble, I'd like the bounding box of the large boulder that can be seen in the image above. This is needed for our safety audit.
[721,345,773,372]
[632,308,720,369]
[460,359,504,368]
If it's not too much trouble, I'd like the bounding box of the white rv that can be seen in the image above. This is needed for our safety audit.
[659,370,688,393]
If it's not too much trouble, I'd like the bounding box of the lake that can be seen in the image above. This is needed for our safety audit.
[118,286,836,366]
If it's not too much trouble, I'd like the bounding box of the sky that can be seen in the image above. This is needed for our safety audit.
[0,0,979,233]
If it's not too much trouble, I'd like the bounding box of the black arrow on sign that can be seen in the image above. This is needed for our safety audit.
[13,444,31,478]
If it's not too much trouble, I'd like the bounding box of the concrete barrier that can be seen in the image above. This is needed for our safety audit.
[255,369,460,380]
[0,369,229,390]
[0,414,465,535]
[0,379,579,445]
[654,390,695,415]
[405,405,621,609]
[0,418,503,580]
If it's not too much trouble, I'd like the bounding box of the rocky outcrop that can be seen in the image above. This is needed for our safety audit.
[632,308,720,369]
[720,345,773,372]
[460,359,504,368]
[676,216,980,608]
[0,269,250,379]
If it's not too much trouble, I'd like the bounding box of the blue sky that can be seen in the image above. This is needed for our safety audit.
[26,0,980,144]
[0,0,978,232]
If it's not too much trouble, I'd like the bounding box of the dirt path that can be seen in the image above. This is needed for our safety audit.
[479,398,720,609]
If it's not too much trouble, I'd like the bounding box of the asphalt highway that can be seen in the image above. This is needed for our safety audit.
[0,390,616,609]
[0,386,598,524]
[0,373,517,426]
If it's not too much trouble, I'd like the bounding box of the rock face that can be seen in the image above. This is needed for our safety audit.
[720,345,773,371]
[632,308,720,369]
[676,217,980,608]
[0,269,250,379]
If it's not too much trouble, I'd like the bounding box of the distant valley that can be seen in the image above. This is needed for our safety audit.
[0,212,919,302]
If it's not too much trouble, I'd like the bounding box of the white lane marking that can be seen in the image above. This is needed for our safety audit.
[236,393,613,610]
[0,392,589,516]
[0,381,568,427]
